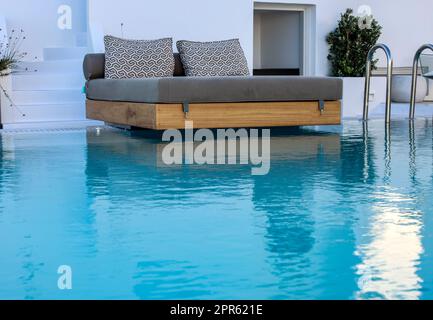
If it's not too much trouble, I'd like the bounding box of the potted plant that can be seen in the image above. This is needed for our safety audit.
[326,9,382,118]
[0,28,28,127]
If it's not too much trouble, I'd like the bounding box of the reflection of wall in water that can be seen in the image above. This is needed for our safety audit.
[354,121,431,300]
[252,130,377,297]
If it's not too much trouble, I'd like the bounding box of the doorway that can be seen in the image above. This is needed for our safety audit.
[253,2,316,76]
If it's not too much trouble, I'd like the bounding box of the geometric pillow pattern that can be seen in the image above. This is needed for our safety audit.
[104,36,175,79]
[176,39,250,77]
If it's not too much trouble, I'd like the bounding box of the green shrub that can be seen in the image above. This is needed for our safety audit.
[326,8,382,77]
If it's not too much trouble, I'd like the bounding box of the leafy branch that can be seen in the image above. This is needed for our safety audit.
[0,28,29,116]
[326,9,382,77]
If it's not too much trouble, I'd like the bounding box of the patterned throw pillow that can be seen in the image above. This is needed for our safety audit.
[104,36,174,79]
[176,39,250,77]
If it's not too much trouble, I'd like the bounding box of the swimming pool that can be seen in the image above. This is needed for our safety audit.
[1,120,432,300]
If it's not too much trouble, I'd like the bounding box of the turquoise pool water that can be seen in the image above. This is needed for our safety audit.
[1,120,433,300]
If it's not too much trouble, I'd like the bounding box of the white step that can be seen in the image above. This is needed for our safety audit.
[2,120,104,130]
[10,102,86,122]
[16,59,83,73]
[43,47,88,61]
[11,89,84,105]
[12,73,84,90]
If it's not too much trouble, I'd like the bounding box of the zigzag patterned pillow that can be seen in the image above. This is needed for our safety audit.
[104,36,174,79]
[176,39,250,77]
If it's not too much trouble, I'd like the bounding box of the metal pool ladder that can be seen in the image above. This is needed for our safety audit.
[363,44,394,124]
[409,44,433,120]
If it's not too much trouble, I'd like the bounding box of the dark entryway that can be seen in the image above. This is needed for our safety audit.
[253,9,303,76]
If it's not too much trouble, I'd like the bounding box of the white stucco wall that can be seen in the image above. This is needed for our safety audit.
[0,0,87,60]
[357,0,433,68]
[88,0,433,75]
[1,0,431,73]
[259,0,433,74]
[88,0,254,68]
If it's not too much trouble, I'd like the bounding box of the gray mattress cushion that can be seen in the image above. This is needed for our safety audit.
[86,76,343,103]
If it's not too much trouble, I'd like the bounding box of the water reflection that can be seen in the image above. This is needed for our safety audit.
[355,121,426,300]
[0,135,43,299]
[356,190,423,300]
[84,127,361,299]
[83,122,432,299]
[384,125,392,184]
[0,121,432,299]
[409,121,417,185]
[0,137,3,216]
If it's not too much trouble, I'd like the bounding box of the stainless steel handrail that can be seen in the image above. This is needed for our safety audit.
[409,44,433,120]
[363,44,393,124]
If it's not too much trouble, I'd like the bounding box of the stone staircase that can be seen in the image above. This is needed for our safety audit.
[4,33,91,127]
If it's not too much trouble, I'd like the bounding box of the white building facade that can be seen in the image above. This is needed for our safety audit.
[1,0,433,127]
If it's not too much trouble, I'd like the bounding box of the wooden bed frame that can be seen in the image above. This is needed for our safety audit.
[86,100,341,130]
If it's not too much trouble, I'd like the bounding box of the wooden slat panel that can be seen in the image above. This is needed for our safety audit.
[86,100,341,130]
[155,101,341,129]
[86,100,156,128]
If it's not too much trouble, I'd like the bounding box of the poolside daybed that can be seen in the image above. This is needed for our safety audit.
[83,53,343,130]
